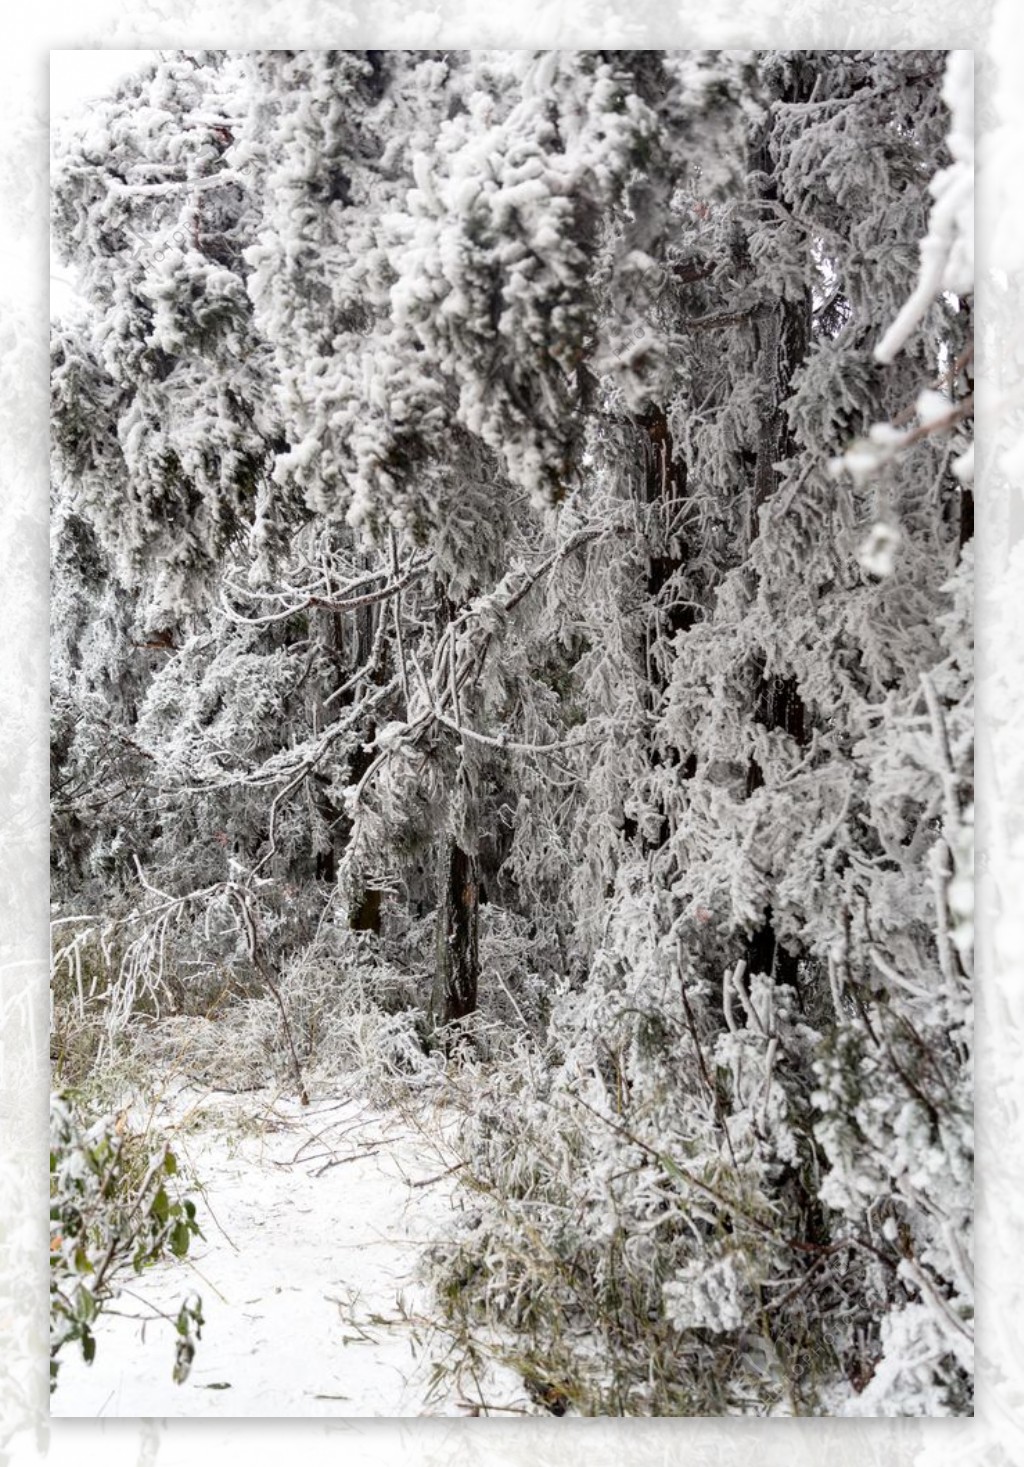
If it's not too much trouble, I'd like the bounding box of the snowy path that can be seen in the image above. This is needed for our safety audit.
[51,1083,529,1418]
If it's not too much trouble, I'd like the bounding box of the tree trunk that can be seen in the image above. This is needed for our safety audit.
[742,99,813,988]
[351,883,382,933]
[428,575,481,1036]
[430,835,480,1033]
[314,571,386,933]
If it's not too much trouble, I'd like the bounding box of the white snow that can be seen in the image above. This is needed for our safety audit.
[50,1081,530,1418]
[858,521,902,578]
[915,389,954,427]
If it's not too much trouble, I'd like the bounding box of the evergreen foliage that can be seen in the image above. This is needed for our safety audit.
[51,48,973,1415]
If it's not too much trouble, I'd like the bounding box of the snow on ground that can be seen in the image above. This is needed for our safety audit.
[50,1081,531,1418]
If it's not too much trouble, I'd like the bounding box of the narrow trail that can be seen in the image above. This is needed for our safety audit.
[50,1083,529,1418]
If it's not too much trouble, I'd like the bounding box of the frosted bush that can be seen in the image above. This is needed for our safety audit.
[663,1253,749,1334]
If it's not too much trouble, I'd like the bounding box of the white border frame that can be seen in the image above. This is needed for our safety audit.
[3,6,1020,1464]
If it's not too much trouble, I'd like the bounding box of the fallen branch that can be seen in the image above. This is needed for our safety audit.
[407,1160,468,1189]
[314,1149,381,1177]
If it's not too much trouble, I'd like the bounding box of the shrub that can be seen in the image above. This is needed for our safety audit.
[49,1091,203,1393]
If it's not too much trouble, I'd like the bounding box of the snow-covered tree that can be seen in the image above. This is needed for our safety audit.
[51,48,972,1415]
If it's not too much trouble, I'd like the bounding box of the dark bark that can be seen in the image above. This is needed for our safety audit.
[744,905,799,987]
[624,402,691,856]
[428,579,481,1033]
[351,885,382,933]
[319,582,385,932]
[741,98,813,990]
[638,404,695,641]
[342,718,382,934]
[744,664,808,986]
[430,835,480,1033]
[959,486,974,548]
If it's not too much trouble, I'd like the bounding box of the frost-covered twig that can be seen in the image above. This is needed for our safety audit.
[874,52,973,364]
[427,702,595,757]
[389,528,411,719]
[220,559,426,626]
[722,960,743,1036]
[829,395,973,485]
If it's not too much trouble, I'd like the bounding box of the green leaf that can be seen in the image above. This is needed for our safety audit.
[81,1332,96,1366]
[170,1220,191,1257]
[150,1186,169,1223]
[658,1152,686,1185]
[164,1150,178,1176]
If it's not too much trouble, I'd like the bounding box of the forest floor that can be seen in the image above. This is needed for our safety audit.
[50,1078,530,1418]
